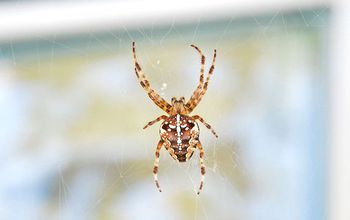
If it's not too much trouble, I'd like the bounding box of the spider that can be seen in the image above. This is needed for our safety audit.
[132,42,218,194]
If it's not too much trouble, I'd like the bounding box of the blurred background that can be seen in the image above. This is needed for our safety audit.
[0,0,349,220]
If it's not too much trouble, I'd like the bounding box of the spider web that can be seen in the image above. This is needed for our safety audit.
[0,3,329,220]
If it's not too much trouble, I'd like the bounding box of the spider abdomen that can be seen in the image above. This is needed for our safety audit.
[160,114,199,162]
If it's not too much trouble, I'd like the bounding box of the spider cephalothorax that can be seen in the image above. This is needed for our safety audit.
[132,42,218,194]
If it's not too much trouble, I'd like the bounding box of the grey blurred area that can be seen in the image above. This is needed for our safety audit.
[0,1,341,220]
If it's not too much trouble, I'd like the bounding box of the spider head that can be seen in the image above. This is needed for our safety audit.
[171,97,187,115]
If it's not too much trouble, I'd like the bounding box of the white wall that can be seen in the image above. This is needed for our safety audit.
[0,0,328,42]
[329,0,350,220]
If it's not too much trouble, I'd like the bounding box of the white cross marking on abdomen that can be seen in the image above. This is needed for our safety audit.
[176,114,182,150]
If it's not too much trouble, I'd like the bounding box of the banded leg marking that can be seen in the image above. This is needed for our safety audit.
[132,42,172,114]
[193,115,218,138]
[186,49,217,113]
[153,140,164,192]
[186,45,206,112]
[143,115,168,129]
[202,49,217,97]
[191,44,205,86]
[197,141,206,195]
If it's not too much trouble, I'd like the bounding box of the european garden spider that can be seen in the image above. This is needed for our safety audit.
[132,42,218,194]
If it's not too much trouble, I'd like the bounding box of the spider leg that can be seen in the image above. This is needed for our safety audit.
[185,45,205,113]
[185,49,217,113]
[143,115,168,129]
[202,49,217,97]
[185,45,206,112]
[191,44,205,85]
[193,115,218,138]
[196,141,206,195]
[132,42,172,114]
[153,140,164,192]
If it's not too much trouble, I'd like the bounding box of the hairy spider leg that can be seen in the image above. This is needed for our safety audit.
[186,49,217,113]
[186,44,206,112]
[153,140,164,192]
[132,42,172,114]
[197,141,206,195]
[153,137,179,192]
[193,115,218,138]
[143,115,168,129]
